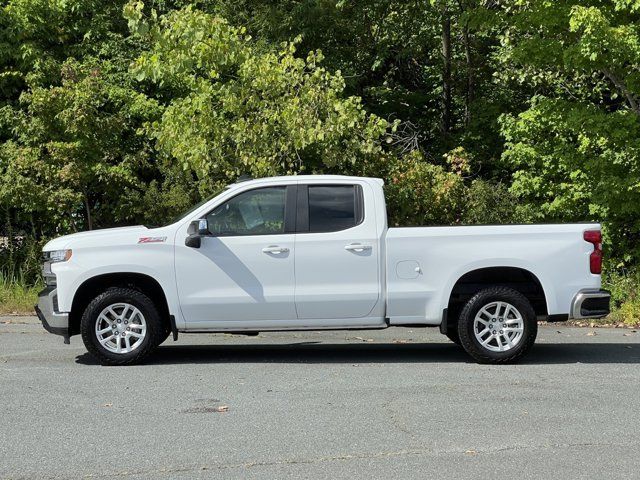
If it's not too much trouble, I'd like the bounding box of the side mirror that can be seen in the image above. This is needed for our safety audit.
[185,218,208,248]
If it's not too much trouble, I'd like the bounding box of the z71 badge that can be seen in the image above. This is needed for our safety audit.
[137,236,167,244]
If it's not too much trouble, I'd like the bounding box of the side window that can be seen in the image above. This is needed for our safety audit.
[206,187,286,236]
[308,185,361,233]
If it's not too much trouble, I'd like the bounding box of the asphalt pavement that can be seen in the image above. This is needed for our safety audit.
[1,316,639,479]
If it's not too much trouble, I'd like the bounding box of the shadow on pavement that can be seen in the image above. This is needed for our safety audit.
[75,341,640,366]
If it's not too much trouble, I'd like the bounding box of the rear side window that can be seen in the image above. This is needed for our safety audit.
[308,185,362,233]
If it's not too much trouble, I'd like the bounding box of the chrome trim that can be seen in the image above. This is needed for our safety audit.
[42,258,57,285]
[42,260,53,276]
[570,289,611,319]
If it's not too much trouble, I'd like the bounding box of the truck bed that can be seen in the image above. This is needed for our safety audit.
[384,224,601,325]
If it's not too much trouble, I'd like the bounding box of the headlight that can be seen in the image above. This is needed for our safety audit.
[44,249,73,263]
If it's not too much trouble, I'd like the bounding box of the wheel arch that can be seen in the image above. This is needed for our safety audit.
[445,266,549,329]
[69,272,171,336]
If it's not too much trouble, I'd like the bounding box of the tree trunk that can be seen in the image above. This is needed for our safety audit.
[5,206,13,270]
[463,24,473,126]
[603,69,640,115]
[84,192,93,231]
[441,10,452,133]
[30,213,36,239]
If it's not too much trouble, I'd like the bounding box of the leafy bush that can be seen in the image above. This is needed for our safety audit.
[381,150,520,228]
[383,151,466,227]
[462,180,521,225]
[604,267,640,326]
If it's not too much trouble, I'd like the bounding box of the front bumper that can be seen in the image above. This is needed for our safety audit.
[35,286,70,339]
[570,289,611,319]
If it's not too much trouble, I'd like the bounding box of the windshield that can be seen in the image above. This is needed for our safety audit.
[147,185,229,228]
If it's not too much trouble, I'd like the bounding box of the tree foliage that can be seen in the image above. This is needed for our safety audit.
[499,0,640,264]
[126,5,395,192]
[0,0,639,281]
[1,59,161,233]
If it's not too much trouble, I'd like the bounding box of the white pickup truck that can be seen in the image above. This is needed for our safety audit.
[37,175,610,365]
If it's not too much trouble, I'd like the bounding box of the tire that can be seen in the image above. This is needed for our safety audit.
[457,286,537,364]
[80,287,163,366]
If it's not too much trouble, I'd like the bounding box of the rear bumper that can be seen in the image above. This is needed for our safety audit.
[35,286,69,337]
[570,289,611,319]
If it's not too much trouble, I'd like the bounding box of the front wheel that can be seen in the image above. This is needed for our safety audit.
[80,287,163,366]
[457,286,537,364]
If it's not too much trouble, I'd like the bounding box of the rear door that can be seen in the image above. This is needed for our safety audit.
[294,181,382,320]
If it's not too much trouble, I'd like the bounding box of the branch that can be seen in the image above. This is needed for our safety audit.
[603,69,640,114]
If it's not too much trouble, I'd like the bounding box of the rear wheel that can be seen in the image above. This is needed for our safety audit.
[80,287,163,366]
[457,286,537,364]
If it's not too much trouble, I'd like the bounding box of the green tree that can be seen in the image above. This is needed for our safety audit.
[125,3,396,192]
[0,59,161,233]
[498,0,640,263]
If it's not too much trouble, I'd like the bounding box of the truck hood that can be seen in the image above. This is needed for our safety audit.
[43,226,148,251]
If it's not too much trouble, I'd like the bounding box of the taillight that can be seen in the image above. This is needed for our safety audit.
[583,230,602,274]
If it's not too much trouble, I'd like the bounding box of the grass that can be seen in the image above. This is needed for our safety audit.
[0,273,40,315]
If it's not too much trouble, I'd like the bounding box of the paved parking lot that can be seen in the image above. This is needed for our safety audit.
[1,317,639,479]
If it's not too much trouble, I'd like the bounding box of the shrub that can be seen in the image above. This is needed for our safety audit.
[604,267,640,326]
[383,151,466,227]
[462,179,521,225]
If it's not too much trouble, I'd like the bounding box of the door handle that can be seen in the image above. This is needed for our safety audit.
[344,243,372,252]
[262,245,289,254]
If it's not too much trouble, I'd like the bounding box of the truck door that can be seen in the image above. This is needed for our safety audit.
[294,182,382,321]
[175,185,297,327]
